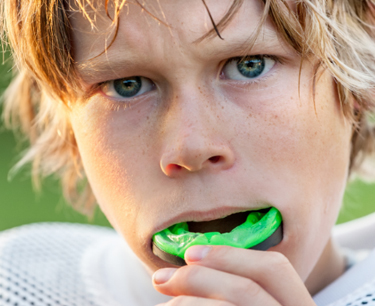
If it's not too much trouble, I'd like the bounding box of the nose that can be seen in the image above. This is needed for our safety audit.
[160,141,235,177]
[159,95,235,178]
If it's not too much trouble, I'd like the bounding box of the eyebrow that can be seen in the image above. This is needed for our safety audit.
[77,53,139,84]
[200,27,281,58]
[76,26,281,84]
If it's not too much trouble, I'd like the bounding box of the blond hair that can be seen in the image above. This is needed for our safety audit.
[1,0,375,217]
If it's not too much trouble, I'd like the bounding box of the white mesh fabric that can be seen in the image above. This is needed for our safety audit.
[326,278,375,306]
[0,222,374,306]
[0,223,115,306]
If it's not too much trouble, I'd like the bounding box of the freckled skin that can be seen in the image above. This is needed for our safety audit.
[69,0,351,293]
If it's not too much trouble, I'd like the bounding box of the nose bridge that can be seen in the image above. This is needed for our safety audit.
[171,88,211,140]
[159,86,235,177]
[163,85,217,151]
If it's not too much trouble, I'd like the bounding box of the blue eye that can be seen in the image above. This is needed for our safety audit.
[102,76,154,99]
[114,77,142,97]
[223,56,276,81]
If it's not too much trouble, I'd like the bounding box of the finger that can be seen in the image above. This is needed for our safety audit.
[185,246,314,306]
[157,295,235,306]
[153,266,281,306]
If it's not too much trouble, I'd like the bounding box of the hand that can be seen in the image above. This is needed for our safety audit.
[152,245,317,306]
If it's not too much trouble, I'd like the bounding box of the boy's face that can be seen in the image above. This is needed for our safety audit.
[69,0,352,280]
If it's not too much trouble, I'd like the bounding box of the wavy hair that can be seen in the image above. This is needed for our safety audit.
[1,0,375,217]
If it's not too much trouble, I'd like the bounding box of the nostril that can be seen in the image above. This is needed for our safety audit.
[166,164,182,172]
[208,156,221,163]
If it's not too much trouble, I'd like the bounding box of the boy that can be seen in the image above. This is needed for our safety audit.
[1,0,375,305]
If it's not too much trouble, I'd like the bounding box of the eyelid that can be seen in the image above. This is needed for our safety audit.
[223,54,283,69]
[220,54,282,82]
[100,76,155,100]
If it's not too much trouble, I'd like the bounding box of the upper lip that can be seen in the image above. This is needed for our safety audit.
[153,205,271,235]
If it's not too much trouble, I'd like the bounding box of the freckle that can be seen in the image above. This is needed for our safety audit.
[147,116,149,120]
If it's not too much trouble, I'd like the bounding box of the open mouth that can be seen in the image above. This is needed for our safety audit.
[152,207,283,266]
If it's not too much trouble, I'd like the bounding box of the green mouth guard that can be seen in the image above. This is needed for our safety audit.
[152,207,282,266]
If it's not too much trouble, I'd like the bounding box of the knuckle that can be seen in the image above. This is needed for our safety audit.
[267,251,291,270]
[234,278,261,299]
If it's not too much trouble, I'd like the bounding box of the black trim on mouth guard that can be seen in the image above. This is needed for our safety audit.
[152,223,283,266]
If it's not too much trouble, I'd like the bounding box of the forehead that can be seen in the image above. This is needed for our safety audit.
[69,0,276,69]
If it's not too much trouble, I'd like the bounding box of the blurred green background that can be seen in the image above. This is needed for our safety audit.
[1,58,375,232]
[0,56,111,231]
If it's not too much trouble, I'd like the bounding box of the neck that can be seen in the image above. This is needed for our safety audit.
[305,237,346,296]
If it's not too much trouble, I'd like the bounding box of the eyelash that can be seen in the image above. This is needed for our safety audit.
[90,54,284,111]
[220,54,282,81]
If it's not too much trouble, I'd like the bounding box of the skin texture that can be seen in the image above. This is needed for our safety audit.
[68,0,351,304]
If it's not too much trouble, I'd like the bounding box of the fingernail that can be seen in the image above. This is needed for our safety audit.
[185,245,211,262]
[153,268,177,285]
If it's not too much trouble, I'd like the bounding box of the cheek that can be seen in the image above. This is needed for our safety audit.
[231,69,350,194]
[277,82,350,278]
[69,100,155,233]
[229,71,351,279]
